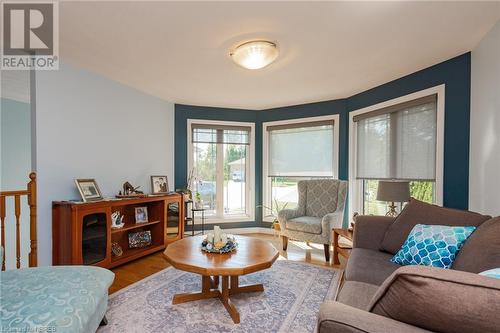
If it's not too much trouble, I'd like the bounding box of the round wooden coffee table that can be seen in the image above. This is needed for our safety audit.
[163,235,279,324]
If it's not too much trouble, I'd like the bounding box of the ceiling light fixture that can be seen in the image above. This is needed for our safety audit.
[230,40,279,70]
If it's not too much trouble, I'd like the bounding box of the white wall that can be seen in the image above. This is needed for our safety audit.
[470,21,500,216]
[1,98,32,269]
[36,61,175,266]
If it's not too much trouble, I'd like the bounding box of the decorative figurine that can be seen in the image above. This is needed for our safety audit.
[111,211,125,228]
[116,181,146,198]
[111,242,123,257]
[123,181,143,195]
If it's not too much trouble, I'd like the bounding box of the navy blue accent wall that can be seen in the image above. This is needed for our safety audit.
[175,52,471,227]
[347,53,471,209]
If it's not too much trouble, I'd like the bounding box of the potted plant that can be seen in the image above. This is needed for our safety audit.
[257,199,288,231]
[194,191,203,209]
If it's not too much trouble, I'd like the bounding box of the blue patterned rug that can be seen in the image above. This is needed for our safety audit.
[99,259,342,333]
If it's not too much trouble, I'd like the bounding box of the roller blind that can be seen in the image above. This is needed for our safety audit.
[268,120,334,177]
[192,124,250,145]
[355,95,437,180]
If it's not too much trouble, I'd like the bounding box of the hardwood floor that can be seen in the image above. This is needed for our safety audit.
[110,233,348,294]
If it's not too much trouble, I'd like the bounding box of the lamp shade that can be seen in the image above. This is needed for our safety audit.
[376,181,410,203]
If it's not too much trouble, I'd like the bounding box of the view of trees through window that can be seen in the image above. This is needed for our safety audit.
[363,180,434,215]
[193,141,248,217]
[270,177,301,213]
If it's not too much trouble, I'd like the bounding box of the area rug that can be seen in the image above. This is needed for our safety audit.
[99,259,342,333]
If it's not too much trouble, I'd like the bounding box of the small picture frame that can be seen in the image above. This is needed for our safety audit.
[135,206,148,223]
[151,175,169,194]
[128,230,152,248]
[75,179,103,202]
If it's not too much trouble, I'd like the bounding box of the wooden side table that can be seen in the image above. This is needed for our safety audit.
[333,228,353,265]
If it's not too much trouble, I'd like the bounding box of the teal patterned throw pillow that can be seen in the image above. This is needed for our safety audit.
[479,268,500,279]
[391,224,476,269]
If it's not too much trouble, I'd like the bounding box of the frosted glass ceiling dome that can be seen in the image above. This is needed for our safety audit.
[230,40,279,70]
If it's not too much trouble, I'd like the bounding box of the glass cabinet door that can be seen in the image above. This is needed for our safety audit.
[81,213,107,265]
[166,202,180,240]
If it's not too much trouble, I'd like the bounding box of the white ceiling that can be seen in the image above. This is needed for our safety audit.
[59,1,500,110]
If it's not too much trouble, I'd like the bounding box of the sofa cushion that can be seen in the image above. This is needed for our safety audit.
[286,216,322,234]
[452,217,500,273]
[368,266,500,333]
[336,281,379,310]
[391,224,476,268]
[345,248,400,285]
[380,199,490,254]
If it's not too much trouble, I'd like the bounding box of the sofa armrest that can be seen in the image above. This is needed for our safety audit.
[352,215,395,250]
[368,266,500,333]
[318,301,430,333]
[277,208,301,230]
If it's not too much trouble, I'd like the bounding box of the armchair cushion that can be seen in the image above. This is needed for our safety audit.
[286,216,322,234]
[368,266,500,333]
[380,199,490,254]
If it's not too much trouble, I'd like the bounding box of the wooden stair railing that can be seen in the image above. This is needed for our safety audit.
[0,172,37,270]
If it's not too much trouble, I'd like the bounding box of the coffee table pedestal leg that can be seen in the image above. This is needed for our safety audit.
[171,274,264,324]
[172,276,219,304]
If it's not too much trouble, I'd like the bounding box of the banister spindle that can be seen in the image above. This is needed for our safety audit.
[15,195,21,268]
[28,172,37,267]
[0,195,6,271]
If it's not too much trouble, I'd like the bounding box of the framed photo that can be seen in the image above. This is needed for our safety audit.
[150,175,169,194]
[75,179,103,202]
[128,230,152,248]
[135,206,148,223]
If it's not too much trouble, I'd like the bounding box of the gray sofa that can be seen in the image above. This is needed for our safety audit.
[318,199,500,333]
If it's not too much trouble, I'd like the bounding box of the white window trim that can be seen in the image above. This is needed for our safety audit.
[262,114,340,222]
[348,85,445,219]
[187,118,256,224]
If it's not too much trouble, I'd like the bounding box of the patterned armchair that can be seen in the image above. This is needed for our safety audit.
[278,179,348,262]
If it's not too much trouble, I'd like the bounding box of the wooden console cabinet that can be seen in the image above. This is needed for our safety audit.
[52,194,184,268]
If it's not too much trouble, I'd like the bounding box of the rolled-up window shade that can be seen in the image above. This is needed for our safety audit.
[356,95,437,180]
[268,121,334,177]
[192,124,250,145]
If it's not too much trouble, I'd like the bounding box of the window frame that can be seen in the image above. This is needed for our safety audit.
[262,114,340,221]
[348,85,445,219]
[187,119,255,223]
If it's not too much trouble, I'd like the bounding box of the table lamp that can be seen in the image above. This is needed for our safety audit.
[376,180,410,217]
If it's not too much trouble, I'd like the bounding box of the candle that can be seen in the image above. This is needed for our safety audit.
[214,226,221,243]
[221,233,227,245]
[207,233,214,243]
